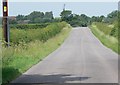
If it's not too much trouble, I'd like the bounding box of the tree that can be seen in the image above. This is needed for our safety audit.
[43,11,54,22]
[27,11,44,23]
[104,10,118,23]
[60,10,91,27]
[60,10,73,22]
[16,15,25,21]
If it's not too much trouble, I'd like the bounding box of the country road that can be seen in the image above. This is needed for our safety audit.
[12,27,118,84]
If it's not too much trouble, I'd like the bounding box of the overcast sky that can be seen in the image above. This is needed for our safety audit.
[0,1,119,17]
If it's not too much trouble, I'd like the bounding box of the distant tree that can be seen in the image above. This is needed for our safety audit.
[43,11,54,22]
[53,17,61,22]
[27,11,44,23]
[16,15,25,21]
[104,10,118,23]
[60,10,73,22]
[60,10,91,27]
[99,15,105,22]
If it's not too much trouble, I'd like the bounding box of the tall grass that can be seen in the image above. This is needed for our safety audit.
[90,23,119,54]
[2,22,71,84]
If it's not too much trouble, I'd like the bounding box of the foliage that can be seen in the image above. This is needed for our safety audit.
[93,21,118,39]
[110,21,118,38]
[10,23,49,29]
[10,22,68,44]
[91,15,105,22]
[27,11,44,23]
[60,10,73,22]
[90,24,119,54]
[103,10,118,23]
[16,15,25,21]
[43,11,54,23]
[60,10,91,27]
[60,10,119,27]
[93,22,112,35]
[15,11,54,24]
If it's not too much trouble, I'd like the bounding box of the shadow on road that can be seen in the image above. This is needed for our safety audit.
[10,74,91,84]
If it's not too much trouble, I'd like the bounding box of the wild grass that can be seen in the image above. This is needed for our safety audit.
[2,23,72,84]
[90,23,119,54]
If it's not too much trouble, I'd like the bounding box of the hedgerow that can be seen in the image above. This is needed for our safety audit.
[10,23,49,29]
[10,22,67,45]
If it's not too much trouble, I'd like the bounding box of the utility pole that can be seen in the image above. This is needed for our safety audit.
[63,4,66,11]
[3,0,9,46]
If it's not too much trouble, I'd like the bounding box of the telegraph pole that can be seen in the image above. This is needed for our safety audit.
[3,0,9,46]
[63,4,66,11]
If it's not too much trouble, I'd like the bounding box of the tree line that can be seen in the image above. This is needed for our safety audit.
[60,10,119,27]
[9,11,60,24]
[8,10,119,27]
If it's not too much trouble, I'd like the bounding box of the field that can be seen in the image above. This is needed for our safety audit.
[90,22,119,54]
[2,22,72,84]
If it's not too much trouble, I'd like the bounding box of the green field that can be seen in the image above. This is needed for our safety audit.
[2,22,71,84]
[90,22,119,54]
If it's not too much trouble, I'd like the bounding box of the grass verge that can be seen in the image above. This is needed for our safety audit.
[2,24,72,84]
[90,24,119,54]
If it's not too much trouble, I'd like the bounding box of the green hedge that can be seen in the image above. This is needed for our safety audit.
[10,23,49,29]
[10,22,67,45]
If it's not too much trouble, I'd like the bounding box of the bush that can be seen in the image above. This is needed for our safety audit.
[110,21,118,38]
[10,22,67,45]
[10,23,50,29]
[93,22,112,35]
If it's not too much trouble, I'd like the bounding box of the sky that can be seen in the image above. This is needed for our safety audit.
[0,1,119,17]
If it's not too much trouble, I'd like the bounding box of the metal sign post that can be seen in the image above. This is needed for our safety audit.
[3,0,9,46]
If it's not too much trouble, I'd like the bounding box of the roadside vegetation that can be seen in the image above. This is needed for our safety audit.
[10,22,67,44]
[90,22,119,53]
[90,10,119,54]
[2,22,71,84]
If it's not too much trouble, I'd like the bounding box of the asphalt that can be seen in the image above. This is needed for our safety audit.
[11,27,118,84]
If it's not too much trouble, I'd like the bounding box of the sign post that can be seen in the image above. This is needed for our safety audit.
[3,0,9,46]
